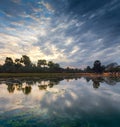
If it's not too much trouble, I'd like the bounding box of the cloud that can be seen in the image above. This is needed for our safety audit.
[0,0,120,67]
[11,0,21,4]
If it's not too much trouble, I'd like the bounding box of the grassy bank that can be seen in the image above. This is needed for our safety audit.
[0,72,119,78]
[0,73,82,78]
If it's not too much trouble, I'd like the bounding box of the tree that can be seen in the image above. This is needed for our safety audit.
[105,62,118,72]
[85,66,92,73]
[53,63,60,69]
[37,59,47,68]
[21,55,31,67]
[48,61,61,72]
[92,60,104,73]
[15,58,21,64]
[4,57,14,66]
[15,58,22,68]
[48,61,54,68]
[3,57,15,72]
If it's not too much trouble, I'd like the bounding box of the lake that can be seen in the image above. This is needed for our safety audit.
[0,76,120,127]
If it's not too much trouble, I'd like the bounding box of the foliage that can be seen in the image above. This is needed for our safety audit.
[37,59,47,68]
[92,60,105,73]
[21,55,32,67]
[0,56,120,73]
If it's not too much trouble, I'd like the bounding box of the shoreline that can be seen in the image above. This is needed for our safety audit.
[0,72,119,78]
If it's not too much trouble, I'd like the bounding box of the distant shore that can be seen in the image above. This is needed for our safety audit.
[0,72,119,78]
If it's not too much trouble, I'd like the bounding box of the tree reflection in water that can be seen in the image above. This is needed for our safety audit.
[84,76,120,89]
[0,76,120,127]
[0,76,120,94]
[22,85,32,95]
[2,78,63,94]
[7,84,15,93]
[91,77,104,89]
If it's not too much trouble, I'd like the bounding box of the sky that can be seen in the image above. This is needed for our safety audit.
[0,0,120,68]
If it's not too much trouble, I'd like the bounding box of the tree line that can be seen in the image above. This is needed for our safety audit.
[0,55,120,73]
[84,60,120,73]
[0,55,63,73]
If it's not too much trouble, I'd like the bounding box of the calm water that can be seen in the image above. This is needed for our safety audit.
[0,76,120,127]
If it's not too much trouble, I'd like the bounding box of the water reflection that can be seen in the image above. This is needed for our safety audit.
[0,78,63,94]
[84,76,120,89]
[0,76,120,94]
[22,86,32,95]
[0,76,120,127]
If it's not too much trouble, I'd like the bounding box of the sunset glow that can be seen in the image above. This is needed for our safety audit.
[0,0,120,67]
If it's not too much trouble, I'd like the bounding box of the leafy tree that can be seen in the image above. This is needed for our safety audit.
[21,55,31,67]
[105,62,118,72]
[53,63,60,69]
[48,61,54,68]
[92,60,104,73]
[84,66,92,73]
[37,59,47,68]
[48,61,61,72]
[4,57,14,66]
[15,58,22,69]
[48,61,60,69]
[15,58,21,64]
[3,57,15,72]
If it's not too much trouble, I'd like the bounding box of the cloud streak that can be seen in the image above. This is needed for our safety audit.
[0,0,120,67]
